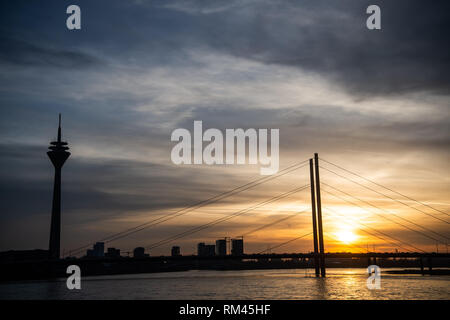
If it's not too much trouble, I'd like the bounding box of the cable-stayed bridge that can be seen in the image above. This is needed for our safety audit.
[64,153,449,276]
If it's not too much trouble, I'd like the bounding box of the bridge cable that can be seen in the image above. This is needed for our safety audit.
[144,185,311,251]
[320,164,450,226]
[320,168,450,241]
[321,182,448,247]
[322,205,422,253]
[323,206,418,253]
[66,159,310,256]
[101,169,310,251]
[321,158,449,219]
[241,207,310,237]
[257,232,313,254]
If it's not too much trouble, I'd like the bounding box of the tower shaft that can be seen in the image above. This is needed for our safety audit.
[47,114,70,260]
[48,168,62,259]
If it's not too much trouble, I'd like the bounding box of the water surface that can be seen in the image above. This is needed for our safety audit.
[1,268,449,300]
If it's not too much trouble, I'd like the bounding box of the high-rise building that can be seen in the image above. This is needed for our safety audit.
[133,247,146,258]
[105,248,120,258]
[231,238,244,256]
[204,245,215,256]
[171,246,181,257]
[93,242,104,257]
[197,243,205,256]
[215,239,227,256]
[47,114,70,260]
[86,242,105,257]
[197,243,215,256]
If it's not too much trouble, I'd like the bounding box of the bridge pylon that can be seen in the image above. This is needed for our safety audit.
[309,159,320,277]
[311,153,326,277]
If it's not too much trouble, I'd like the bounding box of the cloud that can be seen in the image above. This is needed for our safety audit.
[0,0,448,254]
[161,0,450,96]
[3,1,449,96]
[0,36,103,69]
[0,142,240,219]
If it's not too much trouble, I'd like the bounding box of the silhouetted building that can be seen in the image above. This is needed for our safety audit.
[231,238,244,256]
[86,242,105,258]
[197,243,215,257]
[215,239,227,256]
[133,247,146,258]
[47,114,70,259]
[197,243,205,256]
[171,246,181,257]
[105,248,120,258]
[0,250,49,263]
[93,242,104,257]
[204,245,215,256]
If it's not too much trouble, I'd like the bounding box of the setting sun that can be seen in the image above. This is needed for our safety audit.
[335,230,358,244]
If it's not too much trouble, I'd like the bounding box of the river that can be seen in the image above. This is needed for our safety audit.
[1,268,449,299]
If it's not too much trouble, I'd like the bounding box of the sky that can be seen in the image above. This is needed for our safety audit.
[0,0,449,256]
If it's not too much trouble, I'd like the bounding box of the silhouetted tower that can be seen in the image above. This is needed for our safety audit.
[47,114,70,259]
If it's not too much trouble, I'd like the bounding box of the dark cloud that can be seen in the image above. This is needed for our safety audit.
[181,0,450,96]
[2,1,449,95]
[0,36,102,68]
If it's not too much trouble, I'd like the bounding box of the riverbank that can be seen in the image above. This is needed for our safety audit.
[1,254,450,281]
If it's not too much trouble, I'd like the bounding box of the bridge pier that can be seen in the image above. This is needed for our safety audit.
[367,256,377,266]
[428,257,433,275]
[419,258,424,275]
